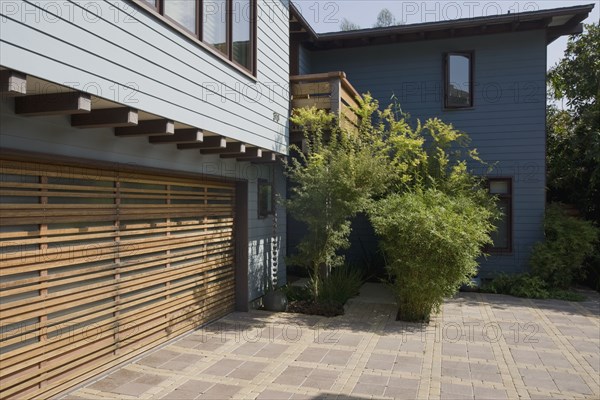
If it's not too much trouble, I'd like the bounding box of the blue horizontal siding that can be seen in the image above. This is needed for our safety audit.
[307,30,547,275]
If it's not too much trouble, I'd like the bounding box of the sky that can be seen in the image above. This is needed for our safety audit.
[292,0,599,70]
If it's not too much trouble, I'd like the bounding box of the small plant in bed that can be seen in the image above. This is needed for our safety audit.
[481,273,586,301]
[284,264,363,317]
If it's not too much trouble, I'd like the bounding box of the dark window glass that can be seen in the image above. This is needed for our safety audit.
[445,53,472,108]
[164,0,196,33]
[139,0,255,74]
[488,179,512,251]
[258,180,273,218]
[203,0,228,55]
[232,0,252,69]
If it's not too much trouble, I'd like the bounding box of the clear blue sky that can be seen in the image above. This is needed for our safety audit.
[293,0,599,70]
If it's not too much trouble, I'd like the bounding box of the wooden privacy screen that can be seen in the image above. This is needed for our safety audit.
[0,158,236,399]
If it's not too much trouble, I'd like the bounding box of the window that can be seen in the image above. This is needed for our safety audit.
[138,0,256,74]
[232,0,252,68]
[203,0,228,55]
[487,178,512,252]
[164,0,197,33]
[258,179,274,218]
[444,52,473,108]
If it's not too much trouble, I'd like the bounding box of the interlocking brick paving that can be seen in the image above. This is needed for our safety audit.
[66,284,600,399]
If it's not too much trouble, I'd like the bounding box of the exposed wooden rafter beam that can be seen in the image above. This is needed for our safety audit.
[150,128,203,144]
[200,142,245,155]
[114,119,174,136]
[71,107,138,128]
[220,147,262,159]
[15,92,91,116]
[237,151,278,163]
[0,70,26,96]
[177,136,226,150]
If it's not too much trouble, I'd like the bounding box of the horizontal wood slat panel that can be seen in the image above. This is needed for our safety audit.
[0,237,233,291]
[0,222,232,247]
[1,266,233,352]
[1,254,234,319]
[0,158,237,399]
[1,277,234,374]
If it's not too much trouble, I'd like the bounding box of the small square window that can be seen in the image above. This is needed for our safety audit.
[258,179,274,218]
[444,52,473,109]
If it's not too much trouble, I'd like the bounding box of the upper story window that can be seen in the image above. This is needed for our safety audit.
[444,52,473,109]
[138,0,256,74]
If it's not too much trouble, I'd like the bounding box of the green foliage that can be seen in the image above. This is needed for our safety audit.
[481,273,586,301]
[283,266,363,318]
[548,23,599,114]
[285,106,388,297]
[483,273,549,298]
[315,264,363,305]
[547,23,600,225]
[548,289,586,302]
[370,190,495,322]
[282,285,312,302]
[287,96,497,320]
[530,204,599,289]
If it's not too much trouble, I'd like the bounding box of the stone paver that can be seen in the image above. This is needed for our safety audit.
[66,284,600,400]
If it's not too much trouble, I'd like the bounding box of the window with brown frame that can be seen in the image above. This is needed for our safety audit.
[487,178,512,252]
[137,0,256,74]
[444,52,473,109]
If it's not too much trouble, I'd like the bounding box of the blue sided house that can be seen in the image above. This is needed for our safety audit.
[0,0,594,397]
[288,2,595,278]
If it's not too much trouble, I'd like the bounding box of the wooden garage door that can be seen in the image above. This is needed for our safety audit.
[0,158,236,399]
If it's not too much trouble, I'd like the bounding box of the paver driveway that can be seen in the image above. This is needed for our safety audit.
[65,284,599,400]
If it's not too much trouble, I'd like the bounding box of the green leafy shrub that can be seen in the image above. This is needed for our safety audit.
[288,97,497,319]
[370,190,495,322]
[286,300,345,317]
[285,106,387,298]
[282,285,312,302]
[283,265,363,318]
[316,264,363,305]
[483,273,549,298]
[530,204,599,288]
[481,273,586,301]
[547,289,586,302]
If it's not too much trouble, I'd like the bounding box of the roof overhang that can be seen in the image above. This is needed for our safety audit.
[290,3,595,50]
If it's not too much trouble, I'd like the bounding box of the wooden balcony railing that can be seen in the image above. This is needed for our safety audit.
[290,72,362,132]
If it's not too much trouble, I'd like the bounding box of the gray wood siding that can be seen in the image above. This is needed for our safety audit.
[308,30,547,275]
[0,0,290,152]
